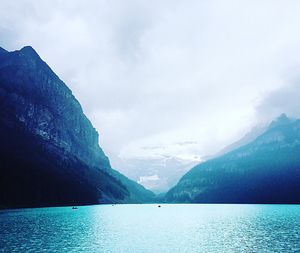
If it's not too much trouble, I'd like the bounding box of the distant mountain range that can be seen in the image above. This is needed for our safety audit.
[165,113,300,203]
[113,155,199,193]
[0,46,154,208]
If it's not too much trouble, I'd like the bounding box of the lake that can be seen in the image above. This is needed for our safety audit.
[1,204,300,252]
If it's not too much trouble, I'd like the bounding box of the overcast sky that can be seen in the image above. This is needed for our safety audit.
[1,0,300,167]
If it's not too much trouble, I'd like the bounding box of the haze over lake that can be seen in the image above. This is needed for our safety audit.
[1,204,300,252]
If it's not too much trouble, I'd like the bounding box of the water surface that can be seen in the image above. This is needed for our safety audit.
[1,204,300,252]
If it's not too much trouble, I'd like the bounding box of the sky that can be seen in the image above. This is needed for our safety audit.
[1,0,300,186]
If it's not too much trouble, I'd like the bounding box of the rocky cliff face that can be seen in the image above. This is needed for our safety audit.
[0,46,154,208]
[0,46,108,169]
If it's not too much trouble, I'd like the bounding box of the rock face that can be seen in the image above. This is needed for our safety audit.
[0,46,154,208]
[165,114,300,203]
[0,46,108,169]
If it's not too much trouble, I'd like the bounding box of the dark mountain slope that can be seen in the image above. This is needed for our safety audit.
[110,169,155,203]
[165,114,300,203]
[0,46,154,208]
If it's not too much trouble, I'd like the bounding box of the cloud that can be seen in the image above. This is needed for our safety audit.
[1,0,300,180]
[256,80,300,122]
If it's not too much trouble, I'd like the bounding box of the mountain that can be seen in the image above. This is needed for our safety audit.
[0,46,154,208]
[112,155,199,193]
[165,114,300,203]
[214,125,267,157]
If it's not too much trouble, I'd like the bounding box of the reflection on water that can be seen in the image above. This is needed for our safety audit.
[1,204,300,252]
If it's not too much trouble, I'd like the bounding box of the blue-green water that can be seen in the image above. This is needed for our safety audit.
[1,204,300,252]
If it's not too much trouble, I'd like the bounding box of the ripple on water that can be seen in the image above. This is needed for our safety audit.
[1,204,300,252]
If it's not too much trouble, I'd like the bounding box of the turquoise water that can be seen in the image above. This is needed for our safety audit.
[1,204,300,252]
